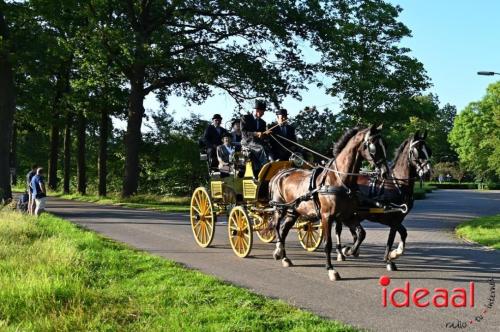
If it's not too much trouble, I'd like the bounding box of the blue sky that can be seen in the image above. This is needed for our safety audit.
[142,0,500,126]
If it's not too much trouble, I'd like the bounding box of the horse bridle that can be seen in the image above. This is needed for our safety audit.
[363,131,387,169]
[408,139,431,178]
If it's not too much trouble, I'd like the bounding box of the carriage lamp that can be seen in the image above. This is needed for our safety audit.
[477,71,500,76]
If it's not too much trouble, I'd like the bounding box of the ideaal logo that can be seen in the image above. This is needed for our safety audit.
[379,276,496,329]
[379,276,474,308]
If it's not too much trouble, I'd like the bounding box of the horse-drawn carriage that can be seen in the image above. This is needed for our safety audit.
[190,149,323,258]
[191,125,432,280]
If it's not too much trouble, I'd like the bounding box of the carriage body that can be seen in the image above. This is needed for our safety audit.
[190,158,323,257]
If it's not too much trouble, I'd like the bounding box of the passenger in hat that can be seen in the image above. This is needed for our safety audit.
[230,119,242,150]
[217,132,235,175]
[203,113,228,168]
[240,100,270,173]
[270,108,297,161]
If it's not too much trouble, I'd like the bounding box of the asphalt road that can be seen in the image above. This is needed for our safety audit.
[47,190,500,332]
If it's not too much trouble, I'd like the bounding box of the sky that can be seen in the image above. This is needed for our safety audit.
[139,0,500,127]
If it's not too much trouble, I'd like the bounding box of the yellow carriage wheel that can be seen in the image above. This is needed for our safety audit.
[228,206,253,258]
[256,215,276,243]
[297,219,323,252]
[190,187,216,248]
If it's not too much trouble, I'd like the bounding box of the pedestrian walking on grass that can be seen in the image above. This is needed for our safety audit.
[26,164,37,215]
[30,167,47,216]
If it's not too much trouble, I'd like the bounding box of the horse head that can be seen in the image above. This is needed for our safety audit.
[359,124,390,179]
[408,130,432,178]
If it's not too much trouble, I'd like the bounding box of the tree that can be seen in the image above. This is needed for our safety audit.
[395,94,457,163]
[319,0,430,128]
[449,82,500,181]
[85,0,362,197]
[0,2,16,201]
[293,106,341,156]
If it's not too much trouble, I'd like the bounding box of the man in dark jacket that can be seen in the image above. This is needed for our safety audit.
[270,108,297,161]
[241,100,269,173]
[203,113,228,168]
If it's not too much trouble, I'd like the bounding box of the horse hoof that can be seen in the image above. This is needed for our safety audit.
[282,258,293,267]
[386,262,398,271]
[337,253,346,261]
[353,251,360,258]
[328,270,341,281]
[342,246,351,257]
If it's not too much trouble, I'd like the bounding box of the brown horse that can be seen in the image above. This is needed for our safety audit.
[269,125,389,281]
[341,131,432,271]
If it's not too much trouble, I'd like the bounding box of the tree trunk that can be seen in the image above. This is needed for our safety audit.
[63,114,72,194]
[122,76,145,197]
[98,109,110,196]
[48,59,71,191]
[0,10,15,201]
[10,122,17,185]
[76,111,86,195]
[48,118,60,190]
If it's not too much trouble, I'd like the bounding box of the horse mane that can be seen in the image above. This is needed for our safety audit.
[393,138,410,164]
[333,127,360,157]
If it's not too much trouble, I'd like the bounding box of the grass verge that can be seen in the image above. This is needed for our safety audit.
[456,214,500,249]
[54,193,190,213]
[0,210,358,331]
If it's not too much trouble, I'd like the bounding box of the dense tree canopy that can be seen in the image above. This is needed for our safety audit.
[449,81,500,181]
[4,0,478,201]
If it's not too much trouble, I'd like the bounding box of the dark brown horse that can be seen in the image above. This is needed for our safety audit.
[341,131,432,271]
[269,126,389,281]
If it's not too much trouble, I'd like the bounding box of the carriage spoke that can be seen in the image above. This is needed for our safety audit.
[235,236,241,252]
[241,236,248,249]
[198,193,206,214]
[200,223,206,244]
[194,192,202,211]
[193,219,202,230]
[191,207,202,217]
[306,230,312,247]
[195,223,202,239]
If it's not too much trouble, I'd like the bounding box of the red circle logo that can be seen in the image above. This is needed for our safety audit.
[379,275,391,286]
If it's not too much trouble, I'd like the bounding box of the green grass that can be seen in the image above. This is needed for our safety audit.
[54,193,190,213]
[456,214,500,249]
[0,210,358,331]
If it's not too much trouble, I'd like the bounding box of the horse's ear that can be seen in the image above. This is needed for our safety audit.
[422,130,428,139]
[369,124,376,133]
[413,130,420,140]
[376,124,383,131]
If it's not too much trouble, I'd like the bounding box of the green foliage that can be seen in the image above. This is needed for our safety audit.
[449,82,500,181]
[293,106,342,156]
[432,162,467,182]
[0,211,358,331]
[456,214,500,249]
[320,0,430,128]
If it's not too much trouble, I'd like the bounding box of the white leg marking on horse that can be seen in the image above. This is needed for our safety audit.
[328,269,341,281]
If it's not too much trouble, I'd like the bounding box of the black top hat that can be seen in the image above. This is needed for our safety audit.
[222,132,231,138]
[276,108,288,117]
[212,113,222,120]
[254,100,267,110]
